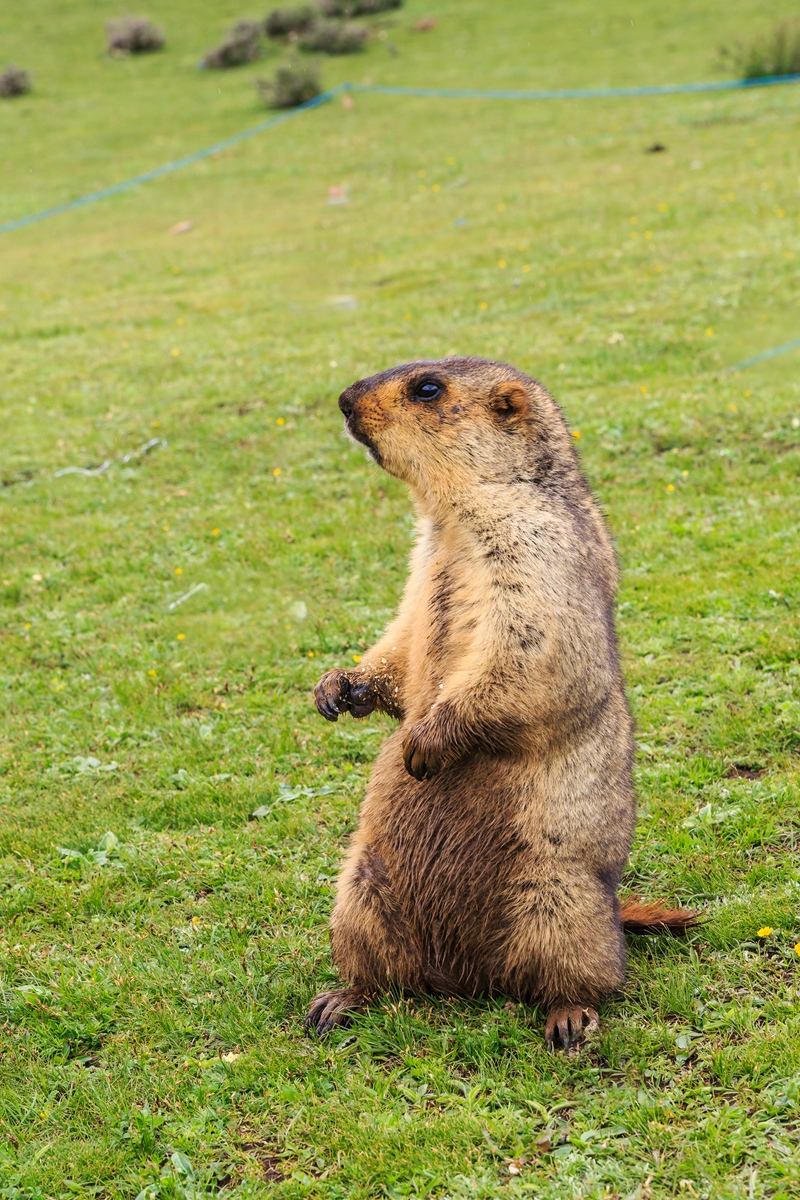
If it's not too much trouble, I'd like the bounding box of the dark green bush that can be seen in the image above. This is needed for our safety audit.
[257,60,320,108]
[264,6,316,38]
[719,20,800,79]
[203,20,263,69]
[106,16,165,55]
[0,65,31,97]
[299,19,368,53]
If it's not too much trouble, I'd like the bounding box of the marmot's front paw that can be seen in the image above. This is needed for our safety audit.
[314,669,376,722]
[402,720,447,780]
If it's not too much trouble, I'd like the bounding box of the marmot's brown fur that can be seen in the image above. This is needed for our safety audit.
[308,357,697,1050]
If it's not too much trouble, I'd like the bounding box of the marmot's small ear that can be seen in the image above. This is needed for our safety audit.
[490,382,528,420]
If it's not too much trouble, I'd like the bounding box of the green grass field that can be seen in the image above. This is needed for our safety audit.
[2,1,799,1196]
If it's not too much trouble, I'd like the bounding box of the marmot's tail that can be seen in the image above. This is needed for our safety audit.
[620,896,701,935]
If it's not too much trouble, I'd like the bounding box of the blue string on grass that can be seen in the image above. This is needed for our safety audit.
[2,73,798,372]
[728,338,800,371]
[349,72,800,102]
[3,73,800,236]
[0,85,344,235]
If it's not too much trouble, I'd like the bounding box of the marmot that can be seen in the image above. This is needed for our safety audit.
[308,357,697,1050]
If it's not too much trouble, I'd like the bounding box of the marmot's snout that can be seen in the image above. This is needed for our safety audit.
[338,381,382,464]
[338,387,355,418]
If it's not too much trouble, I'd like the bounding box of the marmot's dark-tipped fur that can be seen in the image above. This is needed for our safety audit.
[308,357,698,1049]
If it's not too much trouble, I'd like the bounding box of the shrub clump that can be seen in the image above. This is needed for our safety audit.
[319,0,402,14]
[719,20,800,79]
[106,16,165,55]
[203,20,263,69]
[264,6,316,39]
[0,65,31,97]
[257,60,320,108]
[299,19,368,54]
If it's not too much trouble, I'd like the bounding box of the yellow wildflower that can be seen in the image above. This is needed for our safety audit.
[666,483,675,493]
[177,633,186,642]
[571,430,582,440]
[756,926,773,938]
[272,467,282,478]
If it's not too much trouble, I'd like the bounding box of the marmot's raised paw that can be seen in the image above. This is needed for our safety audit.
[544,1005,599,1051]
[314,669,376,722]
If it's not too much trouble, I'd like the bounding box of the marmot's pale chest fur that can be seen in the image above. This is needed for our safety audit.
[308,357,696,1049]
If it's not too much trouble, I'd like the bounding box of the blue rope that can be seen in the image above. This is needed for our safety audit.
[350,72,800,101]
[2,71,798,375]
[3,73,800,236]
[0,85,343,235]
[728,337,800,371]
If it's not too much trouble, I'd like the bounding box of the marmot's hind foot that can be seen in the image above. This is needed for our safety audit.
[544,1004,599,1052]
[305,988,371,1037]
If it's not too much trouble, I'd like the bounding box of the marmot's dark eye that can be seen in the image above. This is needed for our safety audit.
[413,378,443,402]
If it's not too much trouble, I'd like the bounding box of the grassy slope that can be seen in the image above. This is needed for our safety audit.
[1,1,799,1196]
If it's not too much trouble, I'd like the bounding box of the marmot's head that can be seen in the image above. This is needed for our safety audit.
[338,357,576,500]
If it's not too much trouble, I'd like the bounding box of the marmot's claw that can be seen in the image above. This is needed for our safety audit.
[305,988,368,1036]
[544,1005,599,1051]
[404,743,427,780]
[317,697,340,722]
[314,669,350,721]
[402,726,443,780]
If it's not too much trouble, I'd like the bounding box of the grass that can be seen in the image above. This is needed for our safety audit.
[1,0,799,1196]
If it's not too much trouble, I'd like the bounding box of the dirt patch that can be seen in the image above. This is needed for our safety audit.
[724,763,766,780]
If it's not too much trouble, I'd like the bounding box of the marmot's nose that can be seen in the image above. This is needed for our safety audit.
[338,388,354,417]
